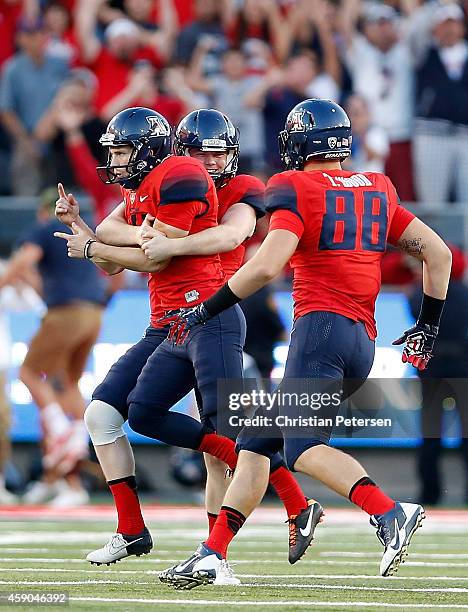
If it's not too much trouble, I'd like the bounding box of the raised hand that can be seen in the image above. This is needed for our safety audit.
[55,183,80,227]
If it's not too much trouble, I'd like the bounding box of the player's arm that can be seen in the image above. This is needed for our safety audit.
[394,218,451,299]
[389,212,452,370]
[95,202,141,246]
[142,203,256,261]
[54,224,166,274]
[88,242,169,273]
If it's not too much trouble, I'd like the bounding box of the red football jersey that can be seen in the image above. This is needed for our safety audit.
[217,174,265,278]
[123,156,224,326]
[267,169,415,339]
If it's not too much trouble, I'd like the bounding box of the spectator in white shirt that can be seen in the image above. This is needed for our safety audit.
[340,0,415,200]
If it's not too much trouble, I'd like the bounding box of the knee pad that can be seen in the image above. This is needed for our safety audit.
[84,400,126,446]
[284,438,327,472]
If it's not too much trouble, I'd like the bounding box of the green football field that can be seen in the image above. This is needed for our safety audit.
[0,506,467,611]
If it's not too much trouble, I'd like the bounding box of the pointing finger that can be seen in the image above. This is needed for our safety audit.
[54,231,71,240]
[57,183,66,199]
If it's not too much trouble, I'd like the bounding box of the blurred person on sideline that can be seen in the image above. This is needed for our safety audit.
[0,260,44,505]
[407,245,468,504]
[240,286,286,384]
[1,188,106,507]
[0,15,70,195]
[344,93,389,173]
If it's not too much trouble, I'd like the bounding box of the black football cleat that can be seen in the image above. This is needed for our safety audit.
[288,499,324,564]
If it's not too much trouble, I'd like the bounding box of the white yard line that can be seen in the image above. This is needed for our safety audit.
[1,578,468,594]
[0,557,467,568]
[68,597,468,608]
[0,568,467,583]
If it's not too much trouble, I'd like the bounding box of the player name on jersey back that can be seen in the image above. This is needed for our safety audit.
[266,169,415,340]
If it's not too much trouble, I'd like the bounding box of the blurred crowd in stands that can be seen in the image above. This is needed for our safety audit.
[2,0,468,206]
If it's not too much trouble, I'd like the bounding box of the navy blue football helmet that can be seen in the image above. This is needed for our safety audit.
[174,109,239,186]
[97,107,172,189]
[279,99,352,170]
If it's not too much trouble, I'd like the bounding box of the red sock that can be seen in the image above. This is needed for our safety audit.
[207,512,218,534]
[269,465,308,517]
[205,505,246,558]
[108,476,145,535]
[349,477,395,515]
[197,433,238,470]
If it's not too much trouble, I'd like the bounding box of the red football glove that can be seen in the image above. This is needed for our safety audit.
[158,304,212,345]
[392,323,439,371]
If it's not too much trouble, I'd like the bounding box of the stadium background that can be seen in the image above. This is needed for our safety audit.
[1,0,468,508]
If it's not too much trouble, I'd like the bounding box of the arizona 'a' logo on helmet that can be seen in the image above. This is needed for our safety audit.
[175,109,239,187]
[279,99,352,170]
[97,107,172,189]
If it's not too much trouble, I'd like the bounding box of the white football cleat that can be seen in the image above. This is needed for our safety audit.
[86,528,153,565]
[371,501,425,576]
[162,543,240,589]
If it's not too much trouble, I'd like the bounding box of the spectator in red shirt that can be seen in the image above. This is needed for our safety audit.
[99,60,194,126]
[74,0,174,115]
[0,0,26,68]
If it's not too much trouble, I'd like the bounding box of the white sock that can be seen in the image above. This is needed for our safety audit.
[42,403,70,437]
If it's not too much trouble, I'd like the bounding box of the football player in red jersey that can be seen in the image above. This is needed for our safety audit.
[161,99,452,587]
[55,107,320,574]
[141,109,323,571]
